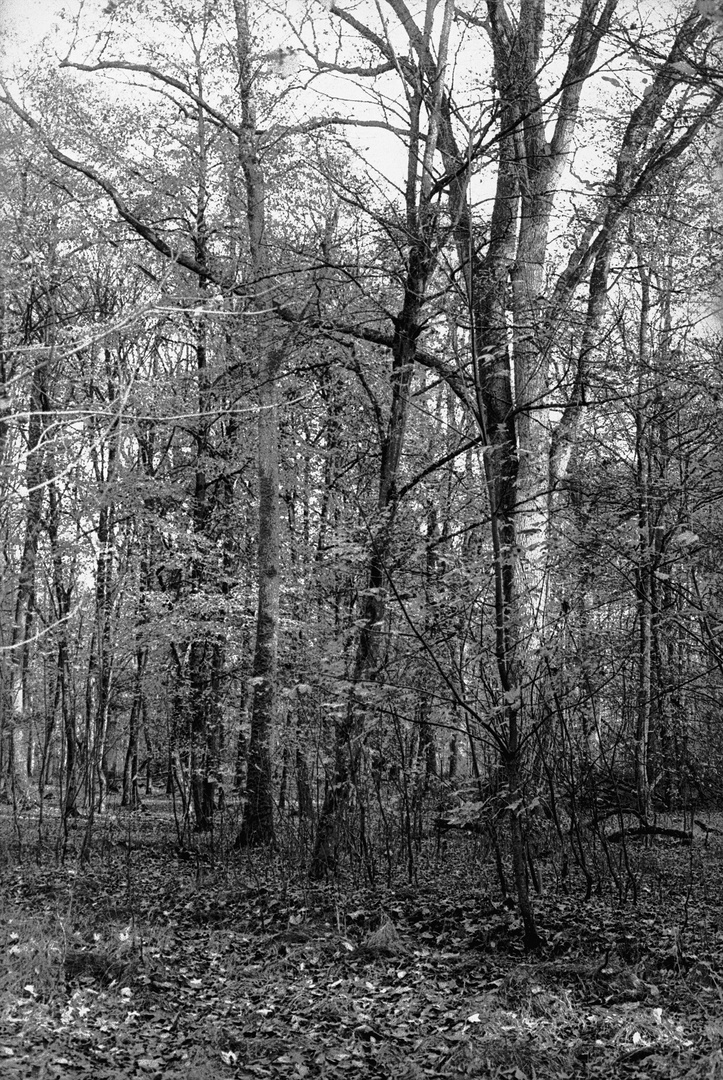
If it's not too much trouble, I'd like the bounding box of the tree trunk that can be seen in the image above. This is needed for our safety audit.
[309,0,453,877]
[9,339,50,805]
[235,0,278,847]
[46,468,77,820]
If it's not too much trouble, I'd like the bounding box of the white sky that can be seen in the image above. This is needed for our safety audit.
[0,0,62,52]
[1,0,717,226]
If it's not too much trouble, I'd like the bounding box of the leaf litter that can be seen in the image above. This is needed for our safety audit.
[1,807,723,1078]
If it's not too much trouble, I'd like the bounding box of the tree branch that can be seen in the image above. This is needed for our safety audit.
[0,81,214,283]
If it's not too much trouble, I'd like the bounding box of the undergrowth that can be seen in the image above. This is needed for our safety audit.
[1,799,723,1078]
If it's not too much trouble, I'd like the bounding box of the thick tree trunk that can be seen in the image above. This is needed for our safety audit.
[236,389,279,845]
[452,0,707,948]
[235,0,278,847]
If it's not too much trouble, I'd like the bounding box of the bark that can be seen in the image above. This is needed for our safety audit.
[122,651,143,811]
[8,256,60,810]
[8,334,51,804]
[418,501,442,786]
[123,543,150,810]
[633,256,657,821]
[631,259,670,816]
[186,77,224,832]
[90,346,119,815]
[235,0,278,847]
[648,265,676,802]
[237,407,279,845]
[46,463,77,820]
[0,278,10,463]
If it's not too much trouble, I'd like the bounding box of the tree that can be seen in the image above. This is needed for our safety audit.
[0,0,720,934]
[282,0,722,942]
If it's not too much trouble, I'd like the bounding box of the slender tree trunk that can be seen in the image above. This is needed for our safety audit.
[123,642,147,810]
[182,56,227,832]
[47,471,77,819]
[634,258,654,821]
[309,274,426,877]
[9,336,50,805]
[309,0,452,876]
[92,383,117,813]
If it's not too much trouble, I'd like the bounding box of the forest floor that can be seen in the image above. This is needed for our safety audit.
[1,800,723,1079]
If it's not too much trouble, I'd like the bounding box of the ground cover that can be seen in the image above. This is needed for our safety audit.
[1,802,723,1079]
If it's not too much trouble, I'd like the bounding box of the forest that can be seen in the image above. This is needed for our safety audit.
[0,0,722,1076]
